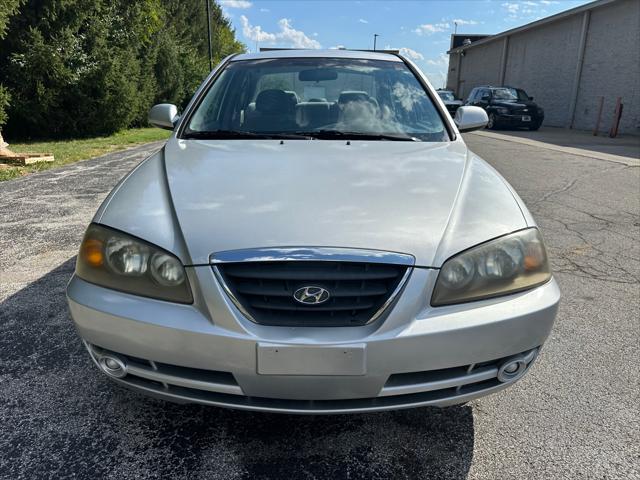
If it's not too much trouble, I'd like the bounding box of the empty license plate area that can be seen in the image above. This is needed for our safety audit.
[257,343,366,376]
[522,115,531,121]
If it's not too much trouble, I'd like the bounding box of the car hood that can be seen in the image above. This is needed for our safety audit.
[444,100,463,106]
[97,138,528,267]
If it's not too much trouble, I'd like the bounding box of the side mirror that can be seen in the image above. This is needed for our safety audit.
[454,106,488,133]
[480,95,490,101]
[148,104,179,130]
[529,96,534,101]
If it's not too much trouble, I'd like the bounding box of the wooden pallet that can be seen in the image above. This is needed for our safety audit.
[0,153,55,165]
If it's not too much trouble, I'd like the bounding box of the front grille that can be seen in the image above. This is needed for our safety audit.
[215,261,410,327]
[512,107,534,116]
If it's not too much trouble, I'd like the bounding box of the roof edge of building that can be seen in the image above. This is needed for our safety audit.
[447,0,619,54]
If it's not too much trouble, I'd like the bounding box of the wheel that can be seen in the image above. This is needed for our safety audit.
[529,123,541,131]
[487,113,497,130]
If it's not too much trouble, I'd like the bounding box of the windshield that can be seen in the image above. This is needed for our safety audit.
[438,91,455,102]
[185,58,449,141]
[492,87,529,102]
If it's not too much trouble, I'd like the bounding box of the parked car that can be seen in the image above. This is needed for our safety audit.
[436,89,464,116]
[466,86,544,130]
[67,49,559,414]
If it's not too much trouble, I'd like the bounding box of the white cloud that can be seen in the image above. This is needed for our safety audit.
[399,47,424,61]
[240,15,276,42]
[452,19,479,25]
[240,16,321,48]
[413,22,450,35]
[502,0,551,19]
[220,0,252,8]
[359,18,369,24]
[502,2,520,14]
[277,18,321,48]
[330,45,346,49]
[426,53,449,68]
[259,8,269,12]
[385,45,425,61]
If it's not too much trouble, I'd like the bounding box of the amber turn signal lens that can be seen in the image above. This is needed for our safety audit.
[81,238,104,267]
[524,255,541,270]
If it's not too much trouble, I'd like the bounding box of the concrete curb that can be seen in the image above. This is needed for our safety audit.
[469,130,640,167]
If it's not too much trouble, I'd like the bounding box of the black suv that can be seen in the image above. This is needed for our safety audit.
[436,89,463,116]
[465,86,544,130]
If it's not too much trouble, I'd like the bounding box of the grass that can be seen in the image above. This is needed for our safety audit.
[0,127,171,181]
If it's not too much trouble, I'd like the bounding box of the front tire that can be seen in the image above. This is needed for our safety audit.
[487,113,497,130]
[529,123,541,131]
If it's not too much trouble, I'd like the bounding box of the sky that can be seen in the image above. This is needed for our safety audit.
[219,0,592,87]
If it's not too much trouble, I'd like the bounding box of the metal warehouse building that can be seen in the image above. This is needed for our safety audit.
[446,0,640,134]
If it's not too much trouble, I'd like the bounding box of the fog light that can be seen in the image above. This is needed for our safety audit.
[497,356,527,383]
[99,355,127,378]
[503,363,519,374]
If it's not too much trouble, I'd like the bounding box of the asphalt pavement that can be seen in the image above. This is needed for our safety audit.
[0,135,638,479]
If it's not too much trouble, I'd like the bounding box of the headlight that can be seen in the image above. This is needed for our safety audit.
[432,228,550,306]
[496,107,509,115]
[76,224,193,303]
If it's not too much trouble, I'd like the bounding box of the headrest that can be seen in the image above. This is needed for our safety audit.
[255,89,294,114]
[338,91,370,104]
[284,90,300,104]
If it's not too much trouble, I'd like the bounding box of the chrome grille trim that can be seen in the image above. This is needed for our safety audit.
[210,247,415,266]
[367,267,412,324]
[213,265,258,323]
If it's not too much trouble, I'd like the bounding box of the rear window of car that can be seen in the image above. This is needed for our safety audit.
[184,57,449,142]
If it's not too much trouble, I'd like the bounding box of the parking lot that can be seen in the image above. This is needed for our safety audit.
[1,133,638,479]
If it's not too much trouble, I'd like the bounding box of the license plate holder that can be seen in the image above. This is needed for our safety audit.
[522,115,531,121]
[257,343,366,376]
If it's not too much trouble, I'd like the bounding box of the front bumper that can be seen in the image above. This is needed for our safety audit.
[495,113,543,128]
[67,267,560,414]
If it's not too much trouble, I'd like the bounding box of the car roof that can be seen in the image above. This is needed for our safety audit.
[231,49,404,62]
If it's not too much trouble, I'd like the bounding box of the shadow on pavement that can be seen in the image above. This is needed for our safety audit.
[0,258,474,480]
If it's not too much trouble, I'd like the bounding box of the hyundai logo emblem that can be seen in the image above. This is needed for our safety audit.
[293,286,330,305]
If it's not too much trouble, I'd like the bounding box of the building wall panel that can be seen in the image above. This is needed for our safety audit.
[503,15,583,126]
[572,0,640,133]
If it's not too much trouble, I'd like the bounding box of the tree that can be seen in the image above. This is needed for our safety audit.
[0,0,245,139]
[0,0,23,133]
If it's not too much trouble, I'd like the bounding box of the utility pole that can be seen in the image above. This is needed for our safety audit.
[206,0,213,70]
[373,34,379,51]
[454,22,458,35]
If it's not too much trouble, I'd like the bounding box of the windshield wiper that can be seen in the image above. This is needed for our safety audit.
[182,130,313,140]
[295,130,419,141]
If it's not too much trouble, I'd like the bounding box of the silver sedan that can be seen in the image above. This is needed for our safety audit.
[67,49,559,414]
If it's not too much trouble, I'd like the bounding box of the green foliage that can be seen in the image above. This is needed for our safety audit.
[0,0,245,138]
[0,0,22,38]
[0,0,23,127]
